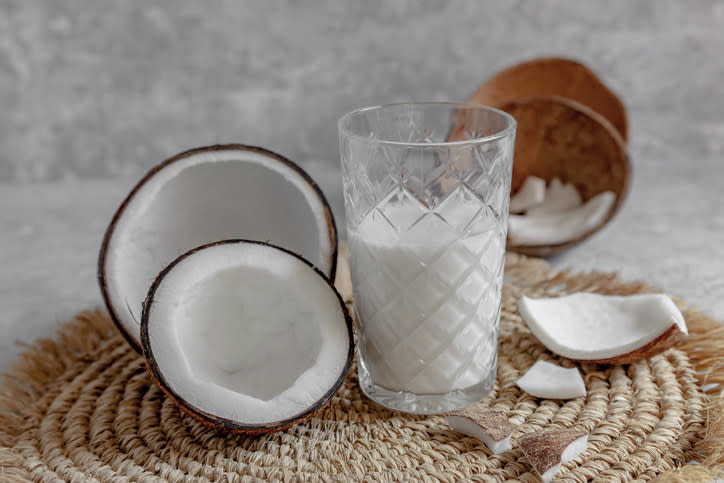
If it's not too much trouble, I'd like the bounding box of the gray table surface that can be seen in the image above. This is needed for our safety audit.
[2,1,723,368]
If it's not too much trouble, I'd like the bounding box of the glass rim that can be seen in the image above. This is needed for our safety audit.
[338,101,516,148]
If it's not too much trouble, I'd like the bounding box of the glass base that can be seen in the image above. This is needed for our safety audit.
[357,355,496,415]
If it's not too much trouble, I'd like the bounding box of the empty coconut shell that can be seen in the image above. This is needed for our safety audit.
[468,57,628,143]
[501,96,630,257]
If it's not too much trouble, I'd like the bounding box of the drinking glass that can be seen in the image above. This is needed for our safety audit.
[338,102,516,414]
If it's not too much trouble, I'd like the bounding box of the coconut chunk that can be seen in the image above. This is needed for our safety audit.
[508,191,615,246]
[518,293,688,364]
[445,408,515,454]
[141,240,353,434]
[519,428,588,483]
[526,178,583,215]
[510,176,546,213]
[516,361,586,399]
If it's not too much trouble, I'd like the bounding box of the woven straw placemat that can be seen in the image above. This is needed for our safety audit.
[1,251,723,482]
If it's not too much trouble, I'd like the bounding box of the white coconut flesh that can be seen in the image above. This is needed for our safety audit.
[509,176,546,213]
[516,360,586,399]
[142,241,350,427]
[102,146,336,348]
[518,293,687,361]
[508,191,615,246]
[525,178,583,216]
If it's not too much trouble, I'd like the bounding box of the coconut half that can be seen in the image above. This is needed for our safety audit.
[141,240,353,434]
[99,145,337,351]
[518,293,688,364]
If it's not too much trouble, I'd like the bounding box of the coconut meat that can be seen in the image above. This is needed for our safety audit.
[508,191,615,246]
[445,408,514,455]
[519,428,588,483]
[539,435,588,483]
[145,242,349,425]
[518,293,687,361]
[516,360,586,399]
[509,176,546,213]
[104,148,334,346]
[526,178,583,216]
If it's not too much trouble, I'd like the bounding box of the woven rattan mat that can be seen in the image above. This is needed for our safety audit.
[2,251,723,482]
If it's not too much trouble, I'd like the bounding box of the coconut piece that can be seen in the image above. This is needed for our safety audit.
[99,144,337,352]
[526,179,583,215]
[516,361,586,399]
[508,191,615,246]
[141,240,353,435]
[510,176,546,214]
[518,293,688,364]
[519,428,588,483]
[445,408,515,454]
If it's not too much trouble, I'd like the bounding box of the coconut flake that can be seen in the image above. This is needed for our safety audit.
[508,191,615,246]
[445,408,515,454]
[519,428,588,483]
[510,176,546,213]
[526,178,583,215]
[516,361,586,399]
[518,293,688,364]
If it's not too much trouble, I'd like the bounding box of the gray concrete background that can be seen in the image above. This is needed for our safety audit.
[1,1,723,366]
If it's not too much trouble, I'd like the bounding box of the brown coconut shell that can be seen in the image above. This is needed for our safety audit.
[468,57,628,143]
[501,96,631,257]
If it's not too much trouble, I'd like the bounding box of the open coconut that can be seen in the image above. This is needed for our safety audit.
[500,96,630,256]
[467,57,628,143]
[98,144,337,351]
[141,240,353,434]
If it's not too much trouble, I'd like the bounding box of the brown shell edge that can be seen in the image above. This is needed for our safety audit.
[98,144,339,353]
[140,239,354,435]
[575,323,688,365]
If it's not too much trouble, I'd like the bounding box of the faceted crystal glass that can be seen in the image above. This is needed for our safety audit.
[339,102,516,414]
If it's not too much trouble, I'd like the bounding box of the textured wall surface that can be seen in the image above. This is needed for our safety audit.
[1,0,723,181]
[1,1,723,367]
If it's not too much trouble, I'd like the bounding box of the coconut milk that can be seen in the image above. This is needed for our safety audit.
[348,207,503,395]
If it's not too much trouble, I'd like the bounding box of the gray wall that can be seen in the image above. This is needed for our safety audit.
[2,1,723,183]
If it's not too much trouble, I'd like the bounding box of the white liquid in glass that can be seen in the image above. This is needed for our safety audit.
[348,206,503,395]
